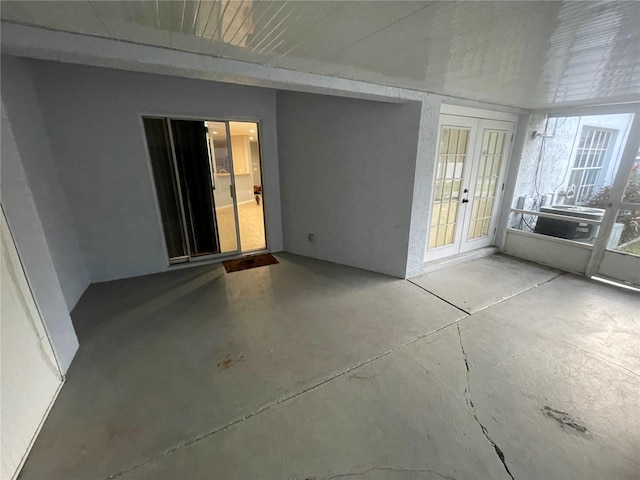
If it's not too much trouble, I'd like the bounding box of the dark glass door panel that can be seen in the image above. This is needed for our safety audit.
[143,118,187,260]
[170,119,220,256]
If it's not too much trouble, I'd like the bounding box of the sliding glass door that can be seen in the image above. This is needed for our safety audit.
[143,117,266,264]
[206,121,239,254]
[142,118,190,260]
[171,119,220,257]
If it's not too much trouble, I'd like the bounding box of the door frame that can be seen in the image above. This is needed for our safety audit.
[586,105,640,283]
[139,113,269,266]
[425,108,517,262]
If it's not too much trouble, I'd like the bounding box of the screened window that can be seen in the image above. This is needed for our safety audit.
[568,127,614,203]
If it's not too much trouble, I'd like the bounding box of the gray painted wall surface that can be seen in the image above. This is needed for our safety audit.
[1,56,90,310]
[1,101,79,373]
[277,91,421,278]
[29,60,282,283]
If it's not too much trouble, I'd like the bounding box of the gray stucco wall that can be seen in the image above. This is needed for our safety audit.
[1,56,90,310]
[513,113,633,207]
[28,60,282,283]
[276,91,422,278]
[1,100,79,373]
[404,98,441,278]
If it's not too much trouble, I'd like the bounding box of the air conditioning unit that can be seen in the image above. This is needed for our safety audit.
[534,205,604,240]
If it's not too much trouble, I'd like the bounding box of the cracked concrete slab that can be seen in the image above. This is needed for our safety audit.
[18,254,639,480]
[472,272,640,375]
[18,254,465,480]
[457,324,514,480]
[410,254,561,313]
[458,307,639,480]
[118,326,510,480]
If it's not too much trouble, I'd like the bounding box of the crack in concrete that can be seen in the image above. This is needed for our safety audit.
[105,318,467,479]
[348,373,379,381]
[470,272,564,315]
[408,270,565,317]
[325,466,456,480]
[457,324,515,480]
[407,279,470,315]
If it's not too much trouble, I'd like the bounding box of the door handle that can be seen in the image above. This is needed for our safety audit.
[462,198,469,204]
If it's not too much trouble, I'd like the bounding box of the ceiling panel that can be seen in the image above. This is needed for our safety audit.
[0,0,110,36]
[271,2,428,63]
[2,0,639,109]
[88,1,172,47]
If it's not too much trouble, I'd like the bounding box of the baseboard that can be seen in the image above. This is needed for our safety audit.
[216,198,259,210]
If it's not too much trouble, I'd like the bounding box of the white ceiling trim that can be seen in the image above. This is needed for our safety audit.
[0,21,526,115]
[0,21,422,103]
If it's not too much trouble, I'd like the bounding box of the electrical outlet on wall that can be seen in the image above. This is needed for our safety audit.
[308,233,315,243]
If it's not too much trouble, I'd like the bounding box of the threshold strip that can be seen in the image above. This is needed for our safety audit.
[591,275,640,293]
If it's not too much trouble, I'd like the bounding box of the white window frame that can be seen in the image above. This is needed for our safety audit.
[569,126,616,203]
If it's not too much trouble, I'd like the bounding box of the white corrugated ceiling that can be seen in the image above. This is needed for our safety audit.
[2,1,639,109]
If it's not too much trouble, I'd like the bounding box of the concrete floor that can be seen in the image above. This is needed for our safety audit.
[19,254,639,480]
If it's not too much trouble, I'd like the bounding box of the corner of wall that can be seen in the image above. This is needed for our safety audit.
[405,96,441,279]
[277,91,426,278]
[1,97,79,373]
[2,55,91,310]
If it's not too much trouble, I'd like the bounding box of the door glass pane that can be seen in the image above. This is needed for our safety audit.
[143,118,188,261]
[607,151,640,255]
[206,121,238,253]
[468,129,506,240]
[429,126,469,249]
[229,121,266,252]
[171,120,220,257]
[606,209,640,255]
[621,149,640,204]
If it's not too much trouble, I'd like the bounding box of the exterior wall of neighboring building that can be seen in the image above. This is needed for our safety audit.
[512,113,633,209]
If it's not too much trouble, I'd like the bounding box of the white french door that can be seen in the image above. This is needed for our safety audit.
[425,115,514,262]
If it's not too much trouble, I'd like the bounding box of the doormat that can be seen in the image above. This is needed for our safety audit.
[223,253,279,273]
